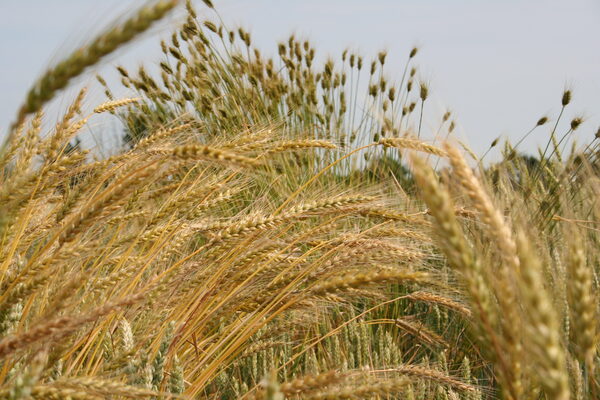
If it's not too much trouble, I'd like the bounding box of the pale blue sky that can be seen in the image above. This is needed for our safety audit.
[1,0,599,157]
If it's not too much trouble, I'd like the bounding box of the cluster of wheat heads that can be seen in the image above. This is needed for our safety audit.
[2,0,600,399]
[0,90,483,398]
[103,0,447,178]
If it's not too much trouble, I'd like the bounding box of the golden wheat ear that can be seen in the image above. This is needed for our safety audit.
[9,0,179,135]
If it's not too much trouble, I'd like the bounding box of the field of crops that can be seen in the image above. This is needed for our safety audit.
[1,1,598,399]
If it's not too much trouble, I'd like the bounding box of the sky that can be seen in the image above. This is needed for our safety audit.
[1,0,599,158]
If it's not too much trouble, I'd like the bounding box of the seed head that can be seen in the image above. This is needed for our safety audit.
[96,74,108,87]
[570,116,583,131]
[171,32,179,48]
[388,87,396,102]
[378,50,387,65]
[380,78,387,92]
[562,90,571,106]
[242,31,251,47]
[536,116,548,126]
[160,62,172,75]
[324,59,334,76]
[449,121,455,133]
[186,0,198,17]
[383,100,390,112]
[116,66,129,78]
[369,84,378,97]
[94,98,139,114]
[203,20,217,33]
[409,47,419,58]
[419,82,429,101]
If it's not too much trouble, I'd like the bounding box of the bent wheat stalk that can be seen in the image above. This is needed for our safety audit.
[10,0,179,134]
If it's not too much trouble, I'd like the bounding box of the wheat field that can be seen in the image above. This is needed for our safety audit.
[0,1,598,399]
